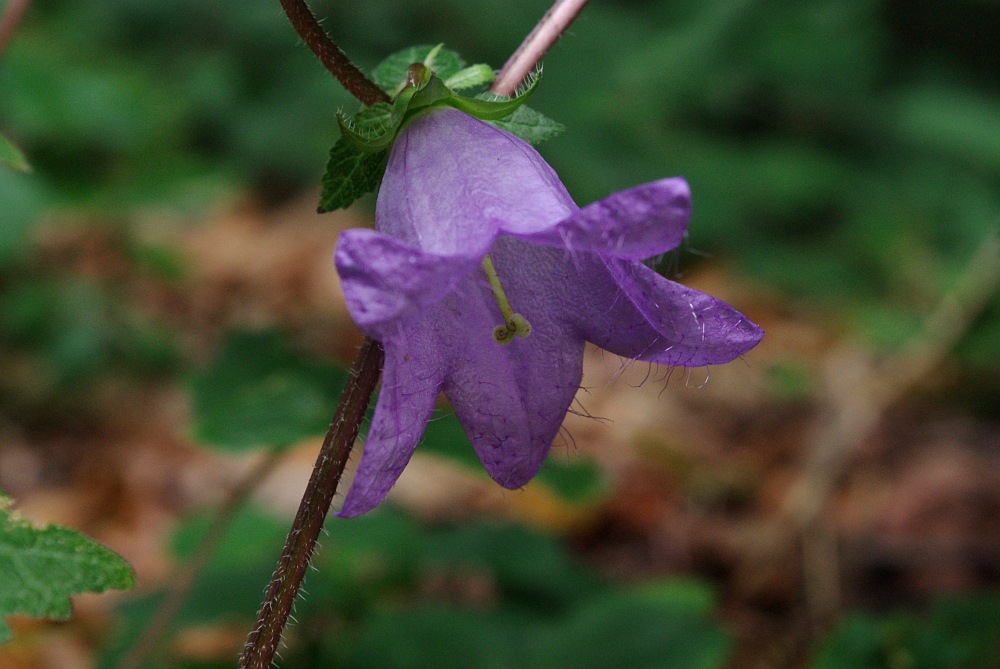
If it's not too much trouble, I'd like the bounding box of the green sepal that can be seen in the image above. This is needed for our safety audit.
[489,104,566,145]
[0,496,135,642]
[453,70,541,120]
[408,73,458,113]
[318,138,389,212]
[0,132,30,173]
[319,51,559,214]
[335,102,400,153]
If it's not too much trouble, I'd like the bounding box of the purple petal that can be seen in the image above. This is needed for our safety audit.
[335,228,480,338]
[338,335,445,518]
[376,108,575,251]
[434,248,584,488]
[573,257,764,367]
[507,178,692,260]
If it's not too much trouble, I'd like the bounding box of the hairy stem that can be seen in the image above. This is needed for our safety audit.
[277,0,389,106]
[491,0,590,96]
[117,447,285,669]
[238,338,383,669]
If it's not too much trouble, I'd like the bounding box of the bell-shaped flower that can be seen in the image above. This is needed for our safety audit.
[335,107,763,517]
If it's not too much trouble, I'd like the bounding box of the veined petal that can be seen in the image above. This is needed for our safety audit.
[435,257,584,489]
[376,108,574,252]
[506,178,692,260]
[338,334,445,518]
[335,228,480,338]
[574,257,764,367]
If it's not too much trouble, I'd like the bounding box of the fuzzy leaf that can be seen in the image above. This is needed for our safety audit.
[0,133,30,173]
[489,104,566,144]
[371,45,466,94]
[318,138,389,212]
[0,501,135,643]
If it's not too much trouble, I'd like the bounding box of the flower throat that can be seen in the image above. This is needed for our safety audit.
[481,255,531,344]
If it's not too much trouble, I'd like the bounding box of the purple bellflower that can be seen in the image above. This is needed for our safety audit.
[335,107,763,517]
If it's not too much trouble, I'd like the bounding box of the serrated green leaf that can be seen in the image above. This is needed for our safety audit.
[0,501,135,643]
[189,331,348,451]
[0,132,30,173]
[318,138,388,212]
[371,45,466,94]
[489,104,566,144]
[444,64,495,91]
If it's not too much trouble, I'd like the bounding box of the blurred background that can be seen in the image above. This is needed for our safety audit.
[1,0,1000,667]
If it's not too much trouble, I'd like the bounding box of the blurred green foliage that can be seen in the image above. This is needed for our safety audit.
[99,506,731,669]
[815,593,1000,668]
[189,330,347,451]
[2,0,999,398]
[3,0,1000,663]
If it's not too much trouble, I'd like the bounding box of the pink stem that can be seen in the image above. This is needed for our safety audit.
[491,0,590,96]
[0,0,31,61]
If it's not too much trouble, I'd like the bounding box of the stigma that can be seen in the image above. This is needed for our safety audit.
[481,255,532,344]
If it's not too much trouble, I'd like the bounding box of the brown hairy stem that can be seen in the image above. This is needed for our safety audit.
[238,338,383,669]
[277,0,389,106]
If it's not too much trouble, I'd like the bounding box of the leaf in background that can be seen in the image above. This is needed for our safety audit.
[371,45,467,93]
[189,330,347,451]
[318,138,388,212]
[814,593,1000,669]
[0,132,31,173]
[489,104,566,145]
[425,523,600,609]
[533,581,732,669]
[0,501,135,643]
[343,605,526,669]
[444,64,495,91]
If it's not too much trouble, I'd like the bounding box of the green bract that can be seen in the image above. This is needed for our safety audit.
[318,45,564,213]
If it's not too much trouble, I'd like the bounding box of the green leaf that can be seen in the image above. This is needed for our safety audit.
[371,45,467,94]
[318,138,388,212]
[444,64,495,91]
[189,330,348,451]
[0,132,30,173]
[490,105,566,145]
[0,500,135,643]
[534,583,732,669]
